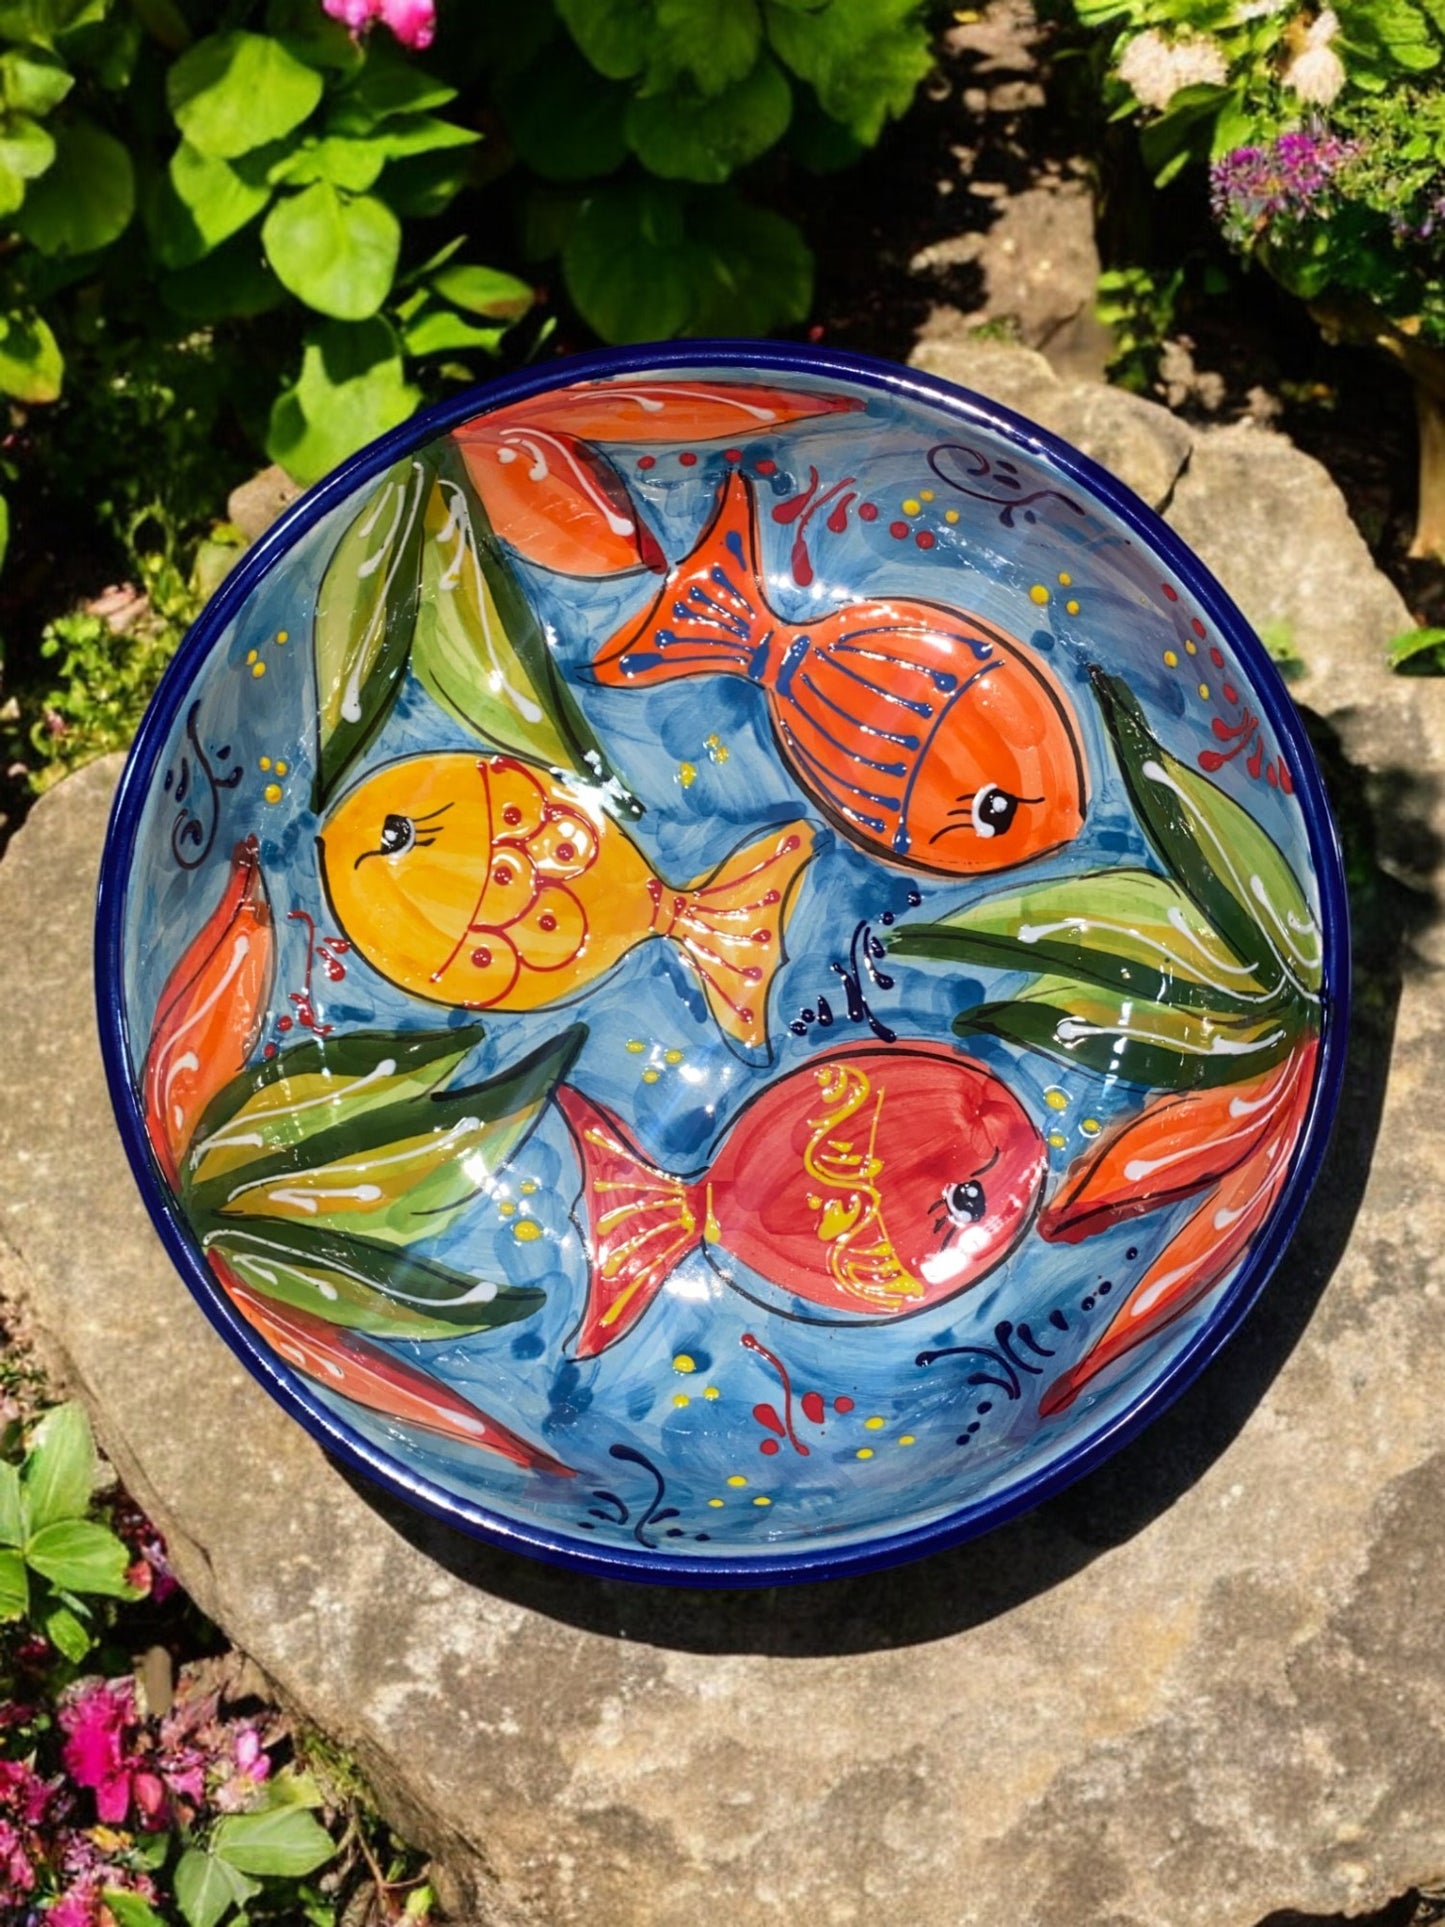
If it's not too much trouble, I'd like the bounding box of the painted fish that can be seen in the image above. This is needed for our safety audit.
[556,1042,1047,1357]
[590,471,1088,875]
[320,753,814,1054]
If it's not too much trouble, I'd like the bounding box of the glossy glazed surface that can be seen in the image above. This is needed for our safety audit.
[98,347,1347,1583]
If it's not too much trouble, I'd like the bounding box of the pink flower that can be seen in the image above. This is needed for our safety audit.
[322,0,435,49]
[60,1680,135,1826]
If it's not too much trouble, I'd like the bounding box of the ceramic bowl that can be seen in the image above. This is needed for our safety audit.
[97,343,1348,1585]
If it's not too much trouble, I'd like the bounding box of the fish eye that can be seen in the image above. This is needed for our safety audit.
[946,1179,987,1226]
[971,785,1020,838]
[379,813,416,857]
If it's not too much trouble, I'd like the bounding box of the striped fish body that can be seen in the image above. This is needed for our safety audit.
[590,471,1088,876]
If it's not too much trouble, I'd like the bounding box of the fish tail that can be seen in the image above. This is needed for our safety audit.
[662,820,815,1054]
[589,470,775,691]
[555,1085,708,1359]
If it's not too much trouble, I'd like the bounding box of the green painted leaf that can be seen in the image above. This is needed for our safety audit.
[25,1518,135,1597]
[625,53,793,184]
[0,1460,23,1546]
[654,0,763,93]
[306,448,430,806]
[23,1401,93,1528]
[168,141,273,257]
[263,181,400,320]
[1091,669,1323,996]
[45,1600,92,1663]
[101,1892,168,1927]
[411,447,624,789]
[266,317,420,486]
[498,40,630,183]
[563,178,695,341]
[555,0,650,79]
[169,31,324,160]
[0,308,62,401]
[17,114,132,255]
[685,191,812,334]
[0,48,72,114]
[0,1548,26,1620]
[764,0,932,144]
[891,867,1278,1012]
[431,262,534,318]
[955,973,1301,1091]
[213,1804,336,1878]
[175,1845,258,1927]
[206,1222,544,1339]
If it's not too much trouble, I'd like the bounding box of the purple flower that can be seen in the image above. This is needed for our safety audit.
[1211,130,1359,243]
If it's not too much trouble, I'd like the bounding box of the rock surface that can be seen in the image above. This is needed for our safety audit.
[4,349,1445,1926]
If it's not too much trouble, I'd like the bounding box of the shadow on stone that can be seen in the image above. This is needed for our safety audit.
[337,714,1436,1657]
[1256,1887,1445,1927]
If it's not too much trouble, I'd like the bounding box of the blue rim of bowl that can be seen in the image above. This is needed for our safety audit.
[95,339,1351,1588]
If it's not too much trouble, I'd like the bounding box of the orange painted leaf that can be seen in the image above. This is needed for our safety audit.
[1039,1038,1317,1245]
[143,838,274,1189]
[481,378,863,446]
[453,422,665,577]
[213,1257,573,1477]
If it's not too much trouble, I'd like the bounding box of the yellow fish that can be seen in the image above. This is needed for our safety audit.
[319,754,815,1053]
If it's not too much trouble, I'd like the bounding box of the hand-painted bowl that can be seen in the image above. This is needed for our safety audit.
[97,343,1347,1585]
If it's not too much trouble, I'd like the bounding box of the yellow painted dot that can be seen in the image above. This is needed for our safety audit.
[1058,571,1072,586]
[920,488,935,502]
[864,1415,885,1431]
[856,1447,874,1460]
[1048,1131,1067,1150]
[259,755,272,771]
[1066,600,1080,615]
[703,1385,720,1400]
[945,509,960,524]
[251,660,266,678]
[727,1475,748,1488]
[1164,649,1179,668]
[673,1393,691,1408]
[902,497,921,515]
[520,1178,539,1195]
[1044,1087,1068,1111]
[512,1219,542,1243]
[626,1040,645,1054]
[898,1434,916,1447]
[1029,584,1050,605]
[498,1200,516,1217]
[712,742,729,764]
[677,761,697,788]
[1185,639,1198,655]
[641,1068,660,1084]
[1198,683,1210,700]
[276,630,288,644]
[274,761,288,776]
[263,783,282,805]
[708,1497,725,1508]
[673,1354,696,1374]
[664,1049,684,1065]
[753,1495,771,1507]
[1081,1117,1101,1137]
[246,649,258,664]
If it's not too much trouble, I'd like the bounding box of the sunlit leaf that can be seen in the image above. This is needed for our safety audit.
[47,1602,94,1663]
[17,114,132,255]
[267,317,420,487]
[0,1549,26,1620]
[263,181,400,320]
[25,1519,135,1597]
[0,1461,24,1547]
[212,1805,336,1878]
[175,1845,258,1927]
[22,1401,92,1529]
[0,308,62,402]
[169,31,324,159]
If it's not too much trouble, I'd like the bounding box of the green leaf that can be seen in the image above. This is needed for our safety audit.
[890,867,1275,1012]
[403,309,505,357]
[1090,668,1323,997]
[764,0,932,144]
[212,1805,337,1879]
[413,446,624,785]
[0,111,53,218]
[0,48,72,113]
[271,134,384,194]
[168,31,324,160]
[0,308,62,401]
[175,1846,259,1927]
[654,0,763,92]
[167,140,273,258]
[786,82,865,172]
[430,262,534,318]
[1388,624,1445,672]
[563,177,695,341]
[625,52,793,184]
[25,1518,135,1596]
[374,146,472,220]
[365,112,477,162]
[161,232,283,320]
[498,40,629,182]
[555,0,650,79]
[266,316,420,486]
[45,1599,93,1663]
[263,180,399,320]
[18,113,133,255]
[205,1222,545,1339]
[0,492,7,575]
[23,1401,93,1528]
[0,1547,27,1620]
[329,49,458,126]
[685,191,812,334]
[303,450,429,804]
[101,1893,168,1927]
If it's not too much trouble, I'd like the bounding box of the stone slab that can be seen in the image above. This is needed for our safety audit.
[4,351,1445,1924]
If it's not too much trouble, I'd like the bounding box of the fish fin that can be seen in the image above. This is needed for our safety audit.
[589,470,774,691]
[555,1085,706,1359]
[667,820,816,1056]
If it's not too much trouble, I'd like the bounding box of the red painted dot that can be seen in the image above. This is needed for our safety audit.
[755,458,777,476]
[801,1391,826,1425]
[751,928,772,944]
[263,1042,277,1059]
[471,947,492,968]
[277,1015,293,1032]
[739,1007,754,1023]
[760,1438,780,1455]
[723,447,742,462]
[743,966,763,984]
[834,1395,856,1415]
[1223,682,1239,705]
[1192,618,1207,639]
[555,842,575,862]
[915,529,936,550]
[858,502,879,522]
[1162,583,1179,601]
[889,520,909,539]
[493,863,514,885]
[637,455,655,471]
[1210,646,1225,668]
[502,804,522,827]
[678,451,697,467]
[539,913,557,932]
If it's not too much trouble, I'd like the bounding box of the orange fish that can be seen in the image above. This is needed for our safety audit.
[590,471,1088,876]
[319,753,814,1053]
